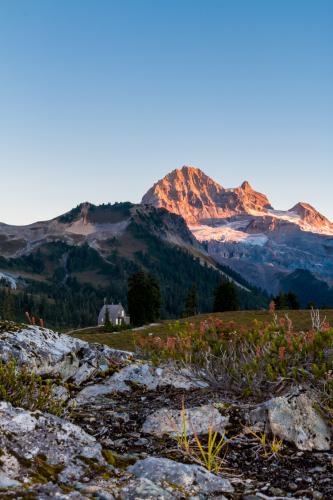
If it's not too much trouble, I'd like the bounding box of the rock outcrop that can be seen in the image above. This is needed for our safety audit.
[128,457,234,495]
[76,363,208,404]
[249,389,331,451]
[0,322,132,385]
[142,404,228,437]
[0,401,107,487]
[0,322,333,498]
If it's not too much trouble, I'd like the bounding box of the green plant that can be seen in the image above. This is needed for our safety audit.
[193,424,226,473]
[175,399,191,454]
[0,358,65,416]
[246,428,284,459]
[175,400,227,474]
[136,313,333,401]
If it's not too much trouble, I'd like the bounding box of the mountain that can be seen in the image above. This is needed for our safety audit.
[142,166,333,296]
[142,166,272,223]
[0,202,265,327]
[279,269,333,308]
[2,164,331,323]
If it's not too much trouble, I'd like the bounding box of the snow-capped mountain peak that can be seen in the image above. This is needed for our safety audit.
[142,166,272,223]
[142,166,333,293]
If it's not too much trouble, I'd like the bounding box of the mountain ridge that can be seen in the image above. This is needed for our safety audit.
[141,166,333,294]
[142,165,333,233]
[1,165,332,315]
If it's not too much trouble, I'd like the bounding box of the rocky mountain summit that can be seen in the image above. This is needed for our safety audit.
[142,166,273,224]
[142,166,333,296]
[141,166,333,233]
[0,321,332,499]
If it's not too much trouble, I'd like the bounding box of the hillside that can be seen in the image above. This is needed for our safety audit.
[71,308,333,352]
[0,203,266,328]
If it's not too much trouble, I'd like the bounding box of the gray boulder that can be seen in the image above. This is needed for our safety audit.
[142,404,228,437]
[0,322,132,385]
[76,362,208,403]
[0,472,21,489]
[0,401,110,485]
[249,389,331,451]
[128,457,234,494]
[119,477,174,499]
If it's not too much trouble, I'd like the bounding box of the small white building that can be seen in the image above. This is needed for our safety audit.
[98,303,130,326]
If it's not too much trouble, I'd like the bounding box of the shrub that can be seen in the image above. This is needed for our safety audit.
[135,313,333,402]
[0,359,65,416]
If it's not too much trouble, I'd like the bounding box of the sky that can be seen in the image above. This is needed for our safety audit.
[0,0,332,225]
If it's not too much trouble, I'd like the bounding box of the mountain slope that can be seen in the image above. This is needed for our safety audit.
[142,166,333,296]
[0,202,264,327]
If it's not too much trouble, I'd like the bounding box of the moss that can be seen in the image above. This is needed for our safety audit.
[0,358,65,416]
[102,449,116,466]
[78,455,112,477]
[0,320,25,334]
[30,455,64,484]
[164,481,188,494]
[102,449,136,468]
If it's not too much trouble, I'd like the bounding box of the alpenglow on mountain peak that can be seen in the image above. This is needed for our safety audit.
[141,165,272,224]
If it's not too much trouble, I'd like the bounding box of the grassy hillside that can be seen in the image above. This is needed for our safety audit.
[70,309,333,352]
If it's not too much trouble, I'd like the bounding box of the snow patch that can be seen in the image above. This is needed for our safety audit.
[268,209,333,235]
[190,224,268,246]
[0,272,17,289]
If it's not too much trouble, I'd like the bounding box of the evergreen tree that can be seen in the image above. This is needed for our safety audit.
[148,273,161,323]
[1,290,15,320]
[287,292,300,310]
[127,271,161,326]
[274,291,300,310]
[213,281,239,312]
[104,306,111,329]
[183,284,198,317]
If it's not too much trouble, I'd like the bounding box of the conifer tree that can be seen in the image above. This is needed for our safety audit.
[127,271,161,326]
[213,280,239,312]
[183,284,198,317]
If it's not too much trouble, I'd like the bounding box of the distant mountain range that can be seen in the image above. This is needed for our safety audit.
[142,166,333,301]
[0,165,332,325]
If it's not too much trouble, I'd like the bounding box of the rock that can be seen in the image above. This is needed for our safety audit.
[52,384,71,401]
[0,323,132,385]
[128,457,234,494]
[119,477,174,499]
[142,404,228,437]
[76,363,208,403]
[156,366,208,390]
[12,483,87,499]
[80,484,115,499]
[76,382,128,404]
[0,472,21,489]
[0,401,109,485]
[249,389,331,451]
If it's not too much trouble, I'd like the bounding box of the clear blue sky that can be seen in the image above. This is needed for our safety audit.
[0,0,332,225]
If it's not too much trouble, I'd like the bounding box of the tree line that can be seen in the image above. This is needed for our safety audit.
[127,270,240,326]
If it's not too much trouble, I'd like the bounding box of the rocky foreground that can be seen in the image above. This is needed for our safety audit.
[0,322,332,499]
